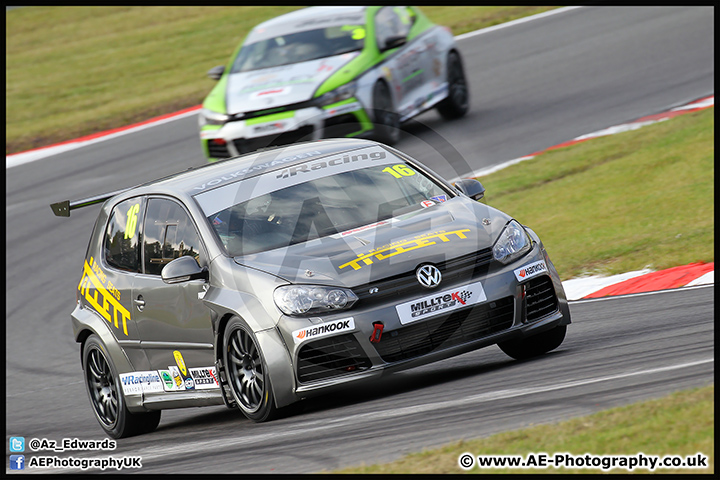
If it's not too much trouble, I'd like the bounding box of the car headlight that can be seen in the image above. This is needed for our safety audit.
[198,108,230,127]
[315,81,357,107]
[274,285,358,316]
[492,220,533,264]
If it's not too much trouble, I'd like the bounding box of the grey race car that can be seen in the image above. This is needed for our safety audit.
[51,138,570,438]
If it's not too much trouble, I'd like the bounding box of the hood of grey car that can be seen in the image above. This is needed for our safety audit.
[233,198,512,287]
[225,52,360,114]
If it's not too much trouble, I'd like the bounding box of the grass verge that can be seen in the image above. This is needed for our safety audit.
[480,107,714,281]
[332,384,714,474]
[5,6,557,154]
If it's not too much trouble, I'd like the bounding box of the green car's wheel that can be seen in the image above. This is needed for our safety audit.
[83,335,161,438]
[498,325,567,360]
[436,51,469,119]
[372,81,401,145]
[223,317,279,422]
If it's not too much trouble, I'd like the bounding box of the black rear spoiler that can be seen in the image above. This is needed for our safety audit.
[50,188,130,217]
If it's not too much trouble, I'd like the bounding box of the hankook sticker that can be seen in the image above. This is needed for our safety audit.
[513,260,548,282]
[292,317,355,344]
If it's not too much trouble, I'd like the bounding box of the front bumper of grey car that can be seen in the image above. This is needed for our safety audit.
[275,239,571,399]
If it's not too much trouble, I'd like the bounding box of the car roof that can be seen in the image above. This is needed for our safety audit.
[245,6,368,44]
[140,138,384,197]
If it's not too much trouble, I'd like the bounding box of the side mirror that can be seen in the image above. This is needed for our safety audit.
[161,256,208,284]
[381,35,407,52]
[207,65,225,81]
[454,178,485,201]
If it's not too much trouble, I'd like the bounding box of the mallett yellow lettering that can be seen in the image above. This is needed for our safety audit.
[338,229,471,271]
[78,259,130,336]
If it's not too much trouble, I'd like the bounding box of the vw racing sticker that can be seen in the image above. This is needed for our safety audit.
[514,260,548,282]
[119,372,164,396]
[396,281,487,325]
[292,317,355,344]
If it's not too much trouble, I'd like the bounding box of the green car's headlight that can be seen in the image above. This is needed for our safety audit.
[274,285,358,316]
[492,220,533,264]
[315,81,357,107]
[198,108,230,127]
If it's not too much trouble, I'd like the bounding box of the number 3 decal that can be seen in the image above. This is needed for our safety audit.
[382,164,416,178]
[124,203,140,239]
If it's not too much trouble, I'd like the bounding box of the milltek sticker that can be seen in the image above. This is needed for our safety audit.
[158,367,219,391]
[396,281,487,325]
[513,260,548,282]
[292,317,355,344]
[189,367,220,389]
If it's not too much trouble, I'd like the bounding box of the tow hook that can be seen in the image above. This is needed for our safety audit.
[370,322,384,343]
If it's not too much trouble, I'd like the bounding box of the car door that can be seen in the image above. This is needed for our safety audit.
[375,6,427,118]
[131,196,217,391]
[88,197,145,369]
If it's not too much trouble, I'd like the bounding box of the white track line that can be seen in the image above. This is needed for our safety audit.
[455,6,582,41]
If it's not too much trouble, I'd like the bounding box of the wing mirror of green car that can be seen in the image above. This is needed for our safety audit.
[454,178,485,201]
[381,35,407,52]
[207,65,225,81]
[161,256,209,284]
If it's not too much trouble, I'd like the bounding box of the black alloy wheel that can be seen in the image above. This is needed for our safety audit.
[83,334,161,438]
[223,317,279,422]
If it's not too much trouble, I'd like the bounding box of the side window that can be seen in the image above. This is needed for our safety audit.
[104,197,144,273]
[143,198,206,276]
[375,6,412,50]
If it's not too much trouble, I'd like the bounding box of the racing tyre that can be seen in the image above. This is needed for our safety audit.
[436,51,469,119]
[498,325,566,360]
[223,317,279,422]
[372,81,401,145]
[82,335,161,438]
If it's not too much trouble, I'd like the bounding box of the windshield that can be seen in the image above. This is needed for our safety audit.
[231,25,365,73]
[201,151,453,256]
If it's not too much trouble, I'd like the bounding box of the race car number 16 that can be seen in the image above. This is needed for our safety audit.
[383,164,416,178]
[124,203,140,239]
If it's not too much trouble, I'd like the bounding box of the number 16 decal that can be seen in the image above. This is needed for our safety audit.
[124,203,140,239]
[382,164,416,178]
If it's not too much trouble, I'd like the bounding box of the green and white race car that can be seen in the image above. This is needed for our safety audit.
[199,6,469,161]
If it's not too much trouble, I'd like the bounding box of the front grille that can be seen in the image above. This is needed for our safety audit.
[323,113,362,137]
[297,333,371,383]
[207,139,231,159]
[373,296,515,363]
[227,100,318,123]
[233,125,314,154]
[353,248,493,308]
[525,275,559,322]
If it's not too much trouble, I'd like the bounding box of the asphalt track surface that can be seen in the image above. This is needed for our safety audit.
[5,6,714,474]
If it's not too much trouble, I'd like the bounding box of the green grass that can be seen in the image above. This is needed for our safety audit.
[5,6,557,154]
[332,385,714,474]
[481,108,715,281]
